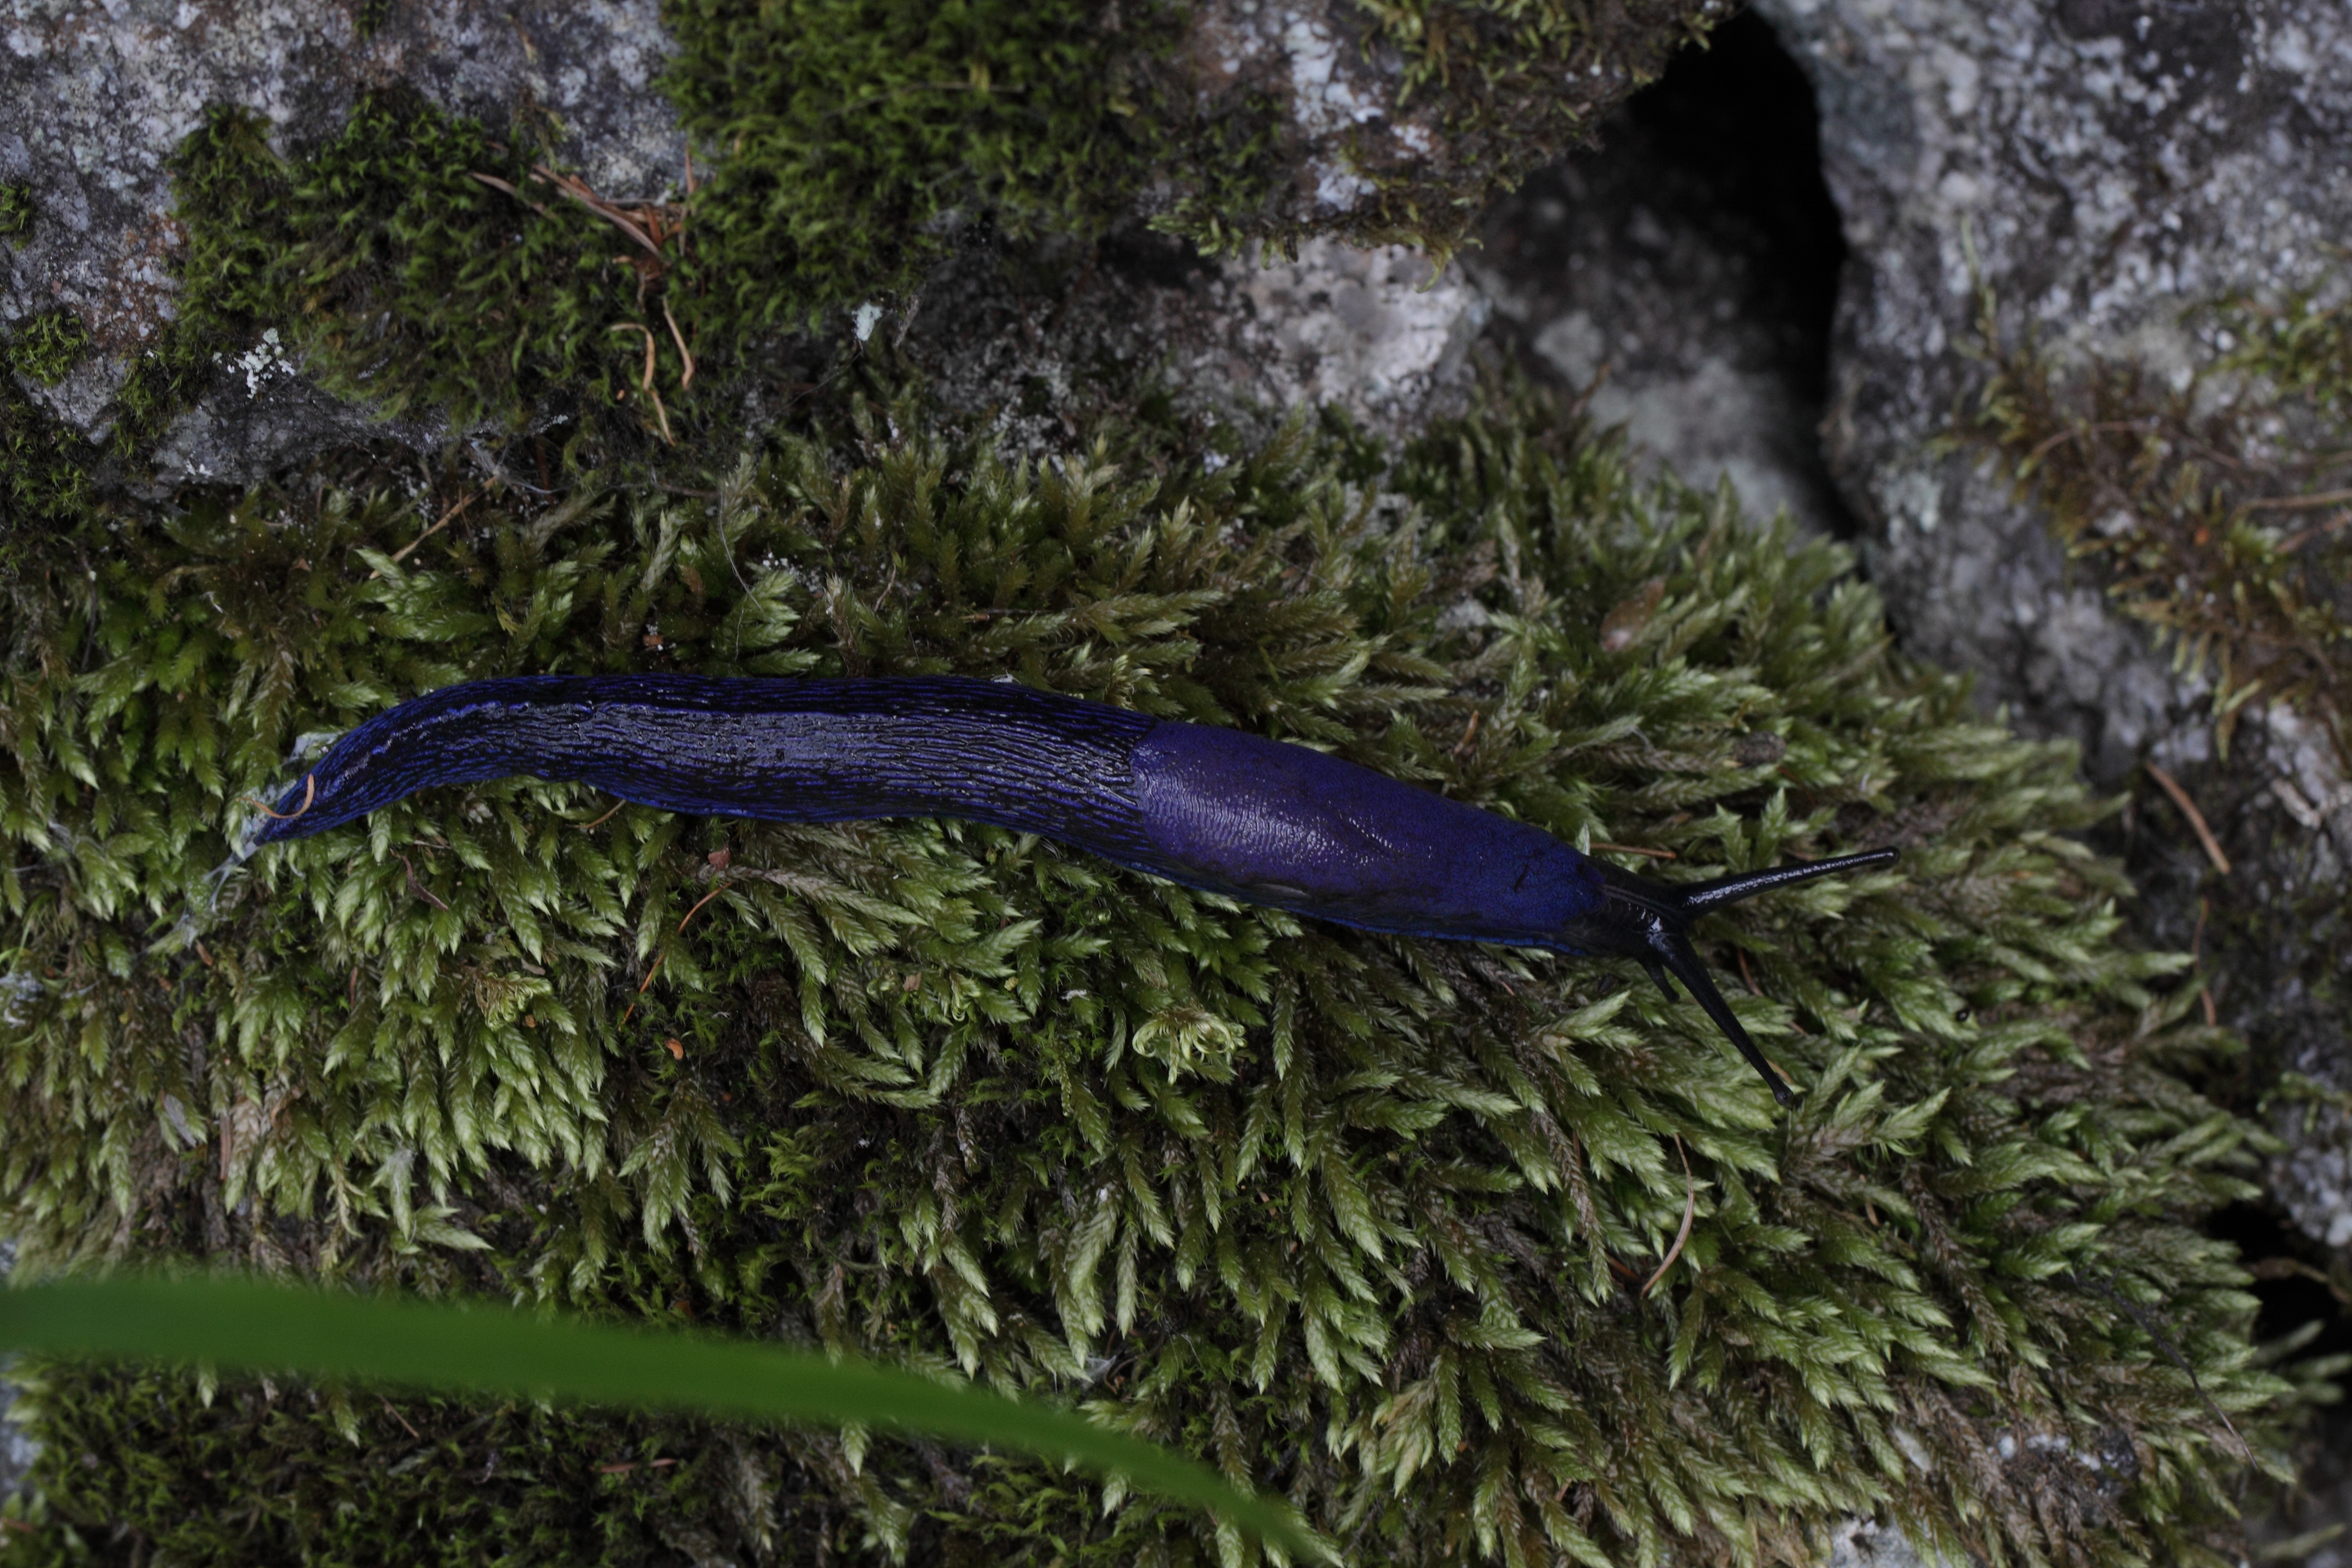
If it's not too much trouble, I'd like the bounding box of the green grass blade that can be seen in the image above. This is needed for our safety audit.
[0,1275,1329,1561]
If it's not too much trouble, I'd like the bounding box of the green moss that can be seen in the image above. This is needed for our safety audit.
[0,182,33,242]
[0,377,2297,1566]
[7,309,90,387]
[1966,263,2352,1331]
[0,367,98,552]
[7,1360,830,1564]
[660,0,1240,332]
[148,95,667,453]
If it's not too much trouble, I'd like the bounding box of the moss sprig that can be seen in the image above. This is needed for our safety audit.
[0,181,34,243]
[5,310,90,388]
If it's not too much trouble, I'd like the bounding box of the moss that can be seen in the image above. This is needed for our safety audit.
[659,0,1233,334]
[0,371,99,555]
[0,182,33,243]
[1963,266,2352,1127]
[0,373,2298,1566]
[7,1360,844,1563]
[6,310,90,388]
[147,95,672,456]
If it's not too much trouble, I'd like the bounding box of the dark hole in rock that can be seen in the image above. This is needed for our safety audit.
[2205,1199,2352,1550]
[1621,9,1847,410]
[1475,9,1857,537]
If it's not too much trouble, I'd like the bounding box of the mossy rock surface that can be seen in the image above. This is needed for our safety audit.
[1,0,1716,494]
[0,379,2293,1565]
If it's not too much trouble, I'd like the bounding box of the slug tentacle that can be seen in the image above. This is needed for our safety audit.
[1573,852,1901,1107]
[254,675,1897,1103]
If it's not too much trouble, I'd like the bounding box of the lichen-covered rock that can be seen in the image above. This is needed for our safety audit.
[896,227,1487,459]
[1756,0,2352,776]
[1747,0,2352,1273]
[1164,0,1722,250]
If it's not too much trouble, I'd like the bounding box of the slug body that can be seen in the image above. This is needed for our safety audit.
[256,676,1893,1103]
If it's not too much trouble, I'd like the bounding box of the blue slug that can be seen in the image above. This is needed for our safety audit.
[253,676,1894,1104]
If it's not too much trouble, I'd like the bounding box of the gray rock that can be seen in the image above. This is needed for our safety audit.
[1170,0,1720,249]
[1755,0,2352,780]
[1747,0,2352,1357]
[896,227,1487,459]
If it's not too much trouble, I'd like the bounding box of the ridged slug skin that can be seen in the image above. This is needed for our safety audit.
[255,673,1896,1103]
[253,675,1610,947]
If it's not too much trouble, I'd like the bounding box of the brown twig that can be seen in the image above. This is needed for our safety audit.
[2278,511,2352,553]
[611,322,658,390]
[371,491,476,579]
[618,952,666,1029]
[576,799,627,833]
[395,853,450,912]
[1451,709,1481,756]
[1590,842,1676,860]
[535,163,664,260]
[2020,418,2159,467]
[467,171,551,219]
[244,773,316,821]
[676,880,737,933]
[1734,947,1761,996]
[662,300,695,389]
[2145,762,2233,875]
[1642,1138,1697,1299]
[2242,487,2352,512]
[608,323,675,443]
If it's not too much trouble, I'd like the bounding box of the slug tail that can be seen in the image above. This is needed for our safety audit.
[1584,847,1898,1108]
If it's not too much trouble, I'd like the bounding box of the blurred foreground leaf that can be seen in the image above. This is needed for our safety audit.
[0,1274,1327,1561]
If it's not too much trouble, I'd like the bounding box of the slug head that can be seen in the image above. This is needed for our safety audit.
[1567,849,1898,1107]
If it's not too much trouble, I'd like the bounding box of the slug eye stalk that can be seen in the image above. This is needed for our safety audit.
[1579,849,1900,1107]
